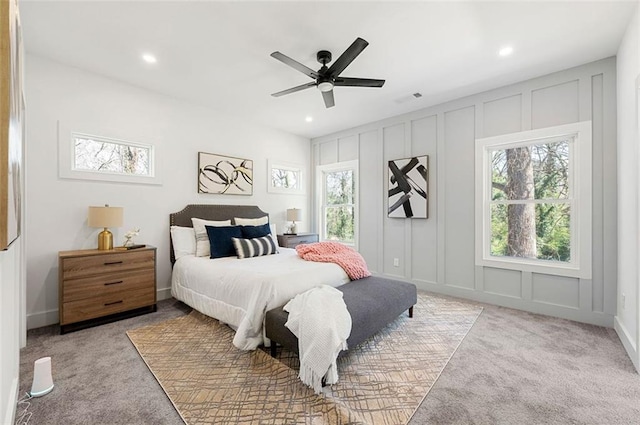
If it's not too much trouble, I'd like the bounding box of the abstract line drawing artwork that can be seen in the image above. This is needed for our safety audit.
[388,156,428,218]
[198,152,253,195]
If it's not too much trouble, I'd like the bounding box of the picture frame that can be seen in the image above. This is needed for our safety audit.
[1,0,24,250]
[388,155,428,219]
[198,152,253,195]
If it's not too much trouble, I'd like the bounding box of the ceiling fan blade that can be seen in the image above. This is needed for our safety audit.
[271,82,316,97]
[327,37,369,77]
[322,90,335,108]
[270,52,319,79]
[334,77,385,88]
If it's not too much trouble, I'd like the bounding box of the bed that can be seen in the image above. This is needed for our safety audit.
[169,204,350,350]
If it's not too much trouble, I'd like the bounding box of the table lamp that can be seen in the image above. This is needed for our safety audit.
[88,204,123,250]
[286,208,302,235]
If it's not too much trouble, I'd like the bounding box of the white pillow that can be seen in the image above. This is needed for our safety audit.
[170,226,196,260]
[192,218,232,257]
[269,223,279,248]
[234,216,268,226]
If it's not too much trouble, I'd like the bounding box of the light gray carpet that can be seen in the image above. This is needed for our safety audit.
[17,296,640,424]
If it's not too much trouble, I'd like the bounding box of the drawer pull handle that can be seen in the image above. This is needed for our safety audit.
[104,280,124,286]
[104,300,123,306]
[104,261,123,266]
[299,240,308,243]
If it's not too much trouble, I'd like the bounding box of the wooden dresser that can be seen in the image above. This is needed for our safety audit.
[277,233,319,249]
[58,246,157,334]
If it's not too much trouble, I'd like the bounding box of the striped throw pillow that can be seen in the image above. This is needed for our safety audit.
[232,235,278,259]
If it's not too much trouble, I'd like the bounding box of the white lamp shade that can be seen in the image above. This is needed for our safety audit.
[30,357,54,397]
[287,208,302,222]
[88,206,123,228]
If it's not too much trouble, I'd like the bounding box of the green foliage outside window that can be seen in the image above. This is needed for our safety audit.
[490,139,571,262]
[324,170,355,243]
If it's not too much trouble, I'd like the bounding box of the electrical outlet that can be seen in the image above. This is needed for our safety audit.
[393,258,399,267]
[622,294,626,309]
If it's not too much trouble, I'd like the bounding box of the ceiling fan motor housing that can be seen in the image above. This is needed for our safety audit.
[317,50,332,65]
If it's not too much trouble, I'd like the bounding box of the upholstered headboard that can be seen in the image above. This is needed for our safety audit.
[169,204,268,264]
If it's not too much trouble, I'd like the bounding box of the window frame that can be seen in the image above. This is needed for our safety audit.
[267,159,305,195]
[474,121,592,279]
[316,160,359,247]
[58,128,161,185]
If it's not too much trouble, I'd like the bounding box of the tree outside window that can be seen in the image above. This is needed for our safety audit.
[73,135,151,176]
[318,161,358,245]
[490,139,570,262]
[475,121,592,278]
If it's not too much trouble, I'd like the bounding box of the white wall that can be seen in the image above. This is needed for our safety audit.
[1,0,26,421]
[25,55,311,329]
[616,4,640,371]
[0,239,24,425]
[312,58,617,328]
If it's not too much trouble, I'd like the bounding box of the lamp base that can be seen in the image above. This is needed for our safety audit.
[98,229,113,250]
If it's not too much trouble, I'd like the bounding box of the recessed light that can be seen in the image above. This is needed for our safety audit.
[498,46,514,57]
[142,53,157,64]
[305,116,313,123]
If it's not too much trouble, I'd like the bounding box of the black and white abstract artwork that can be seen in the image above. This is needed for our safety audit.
[388,156,428,218]
[198,152,253,195]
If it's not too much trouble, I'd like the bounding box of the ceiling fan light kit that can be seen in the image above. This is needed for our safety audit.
[270,37,385,108]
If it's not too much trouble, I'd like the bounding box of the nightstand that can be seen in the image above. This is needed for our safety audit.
[277,233,319,249]
[58,246,157,334]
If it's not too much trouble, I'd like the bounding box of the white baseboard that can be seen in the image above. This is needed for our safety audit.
[377,273,614,328]
[614,316,639,372]
[26,308,59,330]
[157,287,172,301]
[3,377,18,425]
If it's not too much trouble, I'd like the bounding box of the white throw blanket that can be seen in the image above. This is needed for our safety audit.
[284,285,352,394]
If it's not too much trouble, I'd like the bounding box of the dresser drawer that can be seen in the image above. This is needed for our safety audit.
[62,249,155,280]
[61,286,156,325]
[278,233,319,248]
[63,269,155,303]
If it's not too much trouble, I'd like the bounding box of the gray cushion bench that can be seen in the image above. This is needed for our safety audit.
[265,276,418,358]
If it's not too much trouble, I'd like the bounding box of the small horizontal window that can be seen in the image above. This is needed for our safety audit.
[73,135,151,176]
[58,127,161,185]
[267,159,304,194]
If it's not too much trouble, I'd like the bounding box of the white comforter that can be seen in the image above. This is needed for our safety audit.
[171,248,350,350]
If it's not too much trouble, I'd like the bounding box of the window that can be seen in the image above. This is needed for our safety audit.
[475,122,592,278]
[74,134,151,176]
[58,129,160,185]
[317,161,358,245]
[267,160,304,194]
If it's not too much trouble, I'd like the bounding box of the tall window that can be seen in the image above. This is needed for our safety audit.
[475,122,592,278]
[317,161,358,245]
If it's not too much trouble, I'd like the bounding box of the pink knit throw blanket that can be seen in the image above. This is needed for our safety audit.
[295,241,371,280]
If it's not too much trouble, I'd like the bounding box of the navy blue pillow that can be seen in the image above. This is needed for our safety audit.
[205,225,243,259]
[241,223,271,239]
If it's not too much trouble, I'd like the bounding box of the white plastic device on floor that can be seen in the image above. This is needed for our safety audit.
[29,357,54,397]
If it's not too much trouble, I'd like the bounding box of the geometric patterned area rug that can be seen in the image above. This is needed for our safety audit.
[127,292,482,425]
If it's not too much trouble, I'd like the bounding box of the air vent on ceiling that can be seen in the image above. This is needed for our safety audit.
[395,92,424,104]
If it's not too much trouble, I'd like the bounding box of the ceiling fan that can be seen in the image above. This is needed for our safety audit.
[270,37,385,108]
